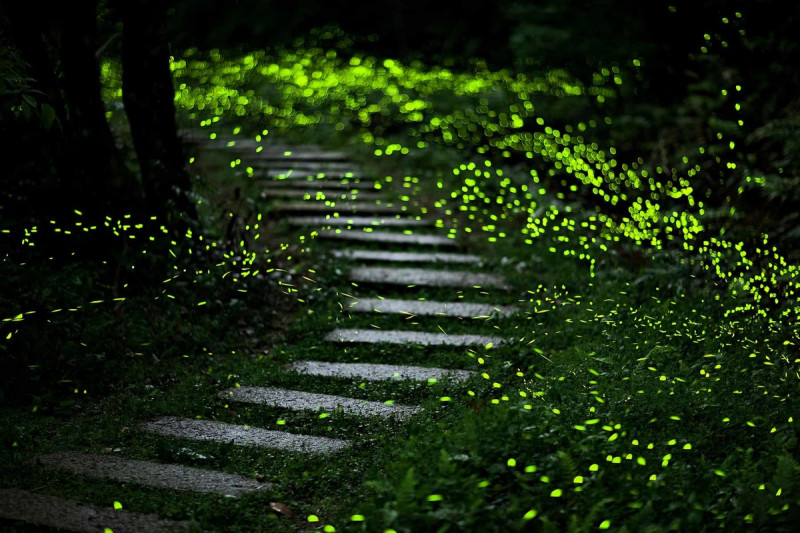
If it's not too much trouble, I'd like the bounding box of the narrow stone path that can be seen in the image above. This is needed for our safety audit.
[265,169,363,179]
[263,179,375,190]
[219,386,422,418]
[34,452,266,496]
[260,188,383,201]
[331,249,481,263]
[275,201,407,215]
[325,328,506,347]
[252,151,348,161]
[349,266,509,288]
[3,140,516,531]
[142,417,351,453]
[320,230,454,246]
[345,296,516,317]
[289,215,432,227]
[0,489,192,532]
[288,360,475,382]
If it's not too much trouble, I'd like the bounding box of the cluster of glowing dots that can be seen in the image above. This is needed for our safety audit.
[8,22,792,528]
[120,19,799,325]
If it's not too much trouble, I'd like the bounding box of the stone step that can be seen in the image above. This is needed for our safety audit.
[180,136,340,158]
[289,216,432,228]
[184,138,308,154]
[180,132,260,146]
[34,451,265,496]
[275,202,406,215]
[345,297,516,317]
[219,386,420,419]
[331,249,481,264]
[249,145,320,153]
[249,146,329,154]
[264,169,363,179]
[350,266,509,289]
[325,328,506,347]
[289,360,475,382]
[260,189,382,201]
[320,230,451,246]
[141,417,349,454]
[250,152,349,161]
[0,488,192,532]
[255,160,355,169]
[261,179,376,190]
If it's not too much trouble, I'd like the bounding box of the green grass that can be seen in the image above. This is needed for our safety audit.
[3,32,800,532]
[4,200,797,530]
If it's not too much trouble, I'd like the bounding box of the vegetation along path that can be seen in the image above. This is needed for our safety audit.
[1,140,518,531]
[3,18,800,531]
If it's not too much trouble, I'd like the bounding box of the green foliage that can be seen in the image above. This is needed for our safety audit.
[0,44,57,128]
[3,3,800,529]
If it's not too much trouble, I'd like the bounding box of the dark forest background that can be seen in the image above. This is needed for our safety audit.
[3,0,799,229]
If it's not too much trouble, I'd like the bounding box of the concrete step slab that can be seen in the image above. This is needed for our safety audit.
[261,179,376,190]
[260,189,382,201]
[249,145,320,153]
[249,148,333,155]
[255,160,355,168]
[320,230,451,246]
[290,216,431,228]
[345,297,516,317]
[0,489,192,532]
[325,328,506,347]
[34,451,265,496]
[289,361,474,382]
[250,152,348,161]
[331,250,480,264]
[141,417,349,454]
[264,169,363,179]
[275,202,406,215]
[219,387,420,419]
[180,133,260,146]
[350,266,509,289]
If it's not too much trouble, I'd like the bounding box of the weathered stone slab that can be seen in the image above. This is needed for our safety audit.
[289,216,431,227]
[0,489,192,532]
[141,417,349,454]
[249,160,355,171]
[350,266,509,289]
[275,202,406,215]
[325,328,506,347]
[345,297,516,317]
[289,361,474,382]
[248,145,318,153]
[34,451,264,496]
[331,250,480,264]
[320,230,451,246]
[219,386,420,419]
[264,169,362,178]
[262,179,375,190]
[257,160,355,168]
[251,152,348,161]
[180,133,262,147]
[260,189,381,201]
[249,147,325,155]
[185,139,297,154]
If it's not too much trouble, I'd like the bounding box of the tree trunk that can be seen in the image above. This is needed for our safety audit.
[58,1,137,214]
[119,0,194,221]
[3,1,138,218]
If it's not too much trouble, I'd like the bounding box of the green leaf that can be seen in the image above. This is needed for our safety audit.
[21,93,37,108]
[40,103,55,129]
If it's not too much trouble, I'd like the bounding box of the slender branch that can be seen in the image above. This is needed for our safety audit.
[95,32,120,58]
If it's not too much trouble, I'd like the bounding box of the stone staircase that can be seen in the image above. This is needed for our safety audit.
[0,138,516,532]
